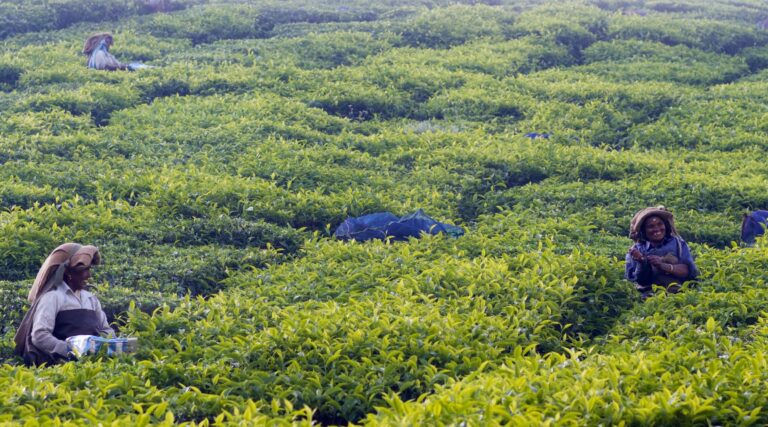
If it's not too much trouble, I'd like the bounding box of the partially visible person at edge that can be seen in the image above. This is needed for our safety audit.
[625,206,700,299]
[82,32,128,71]
[14,243,114,366]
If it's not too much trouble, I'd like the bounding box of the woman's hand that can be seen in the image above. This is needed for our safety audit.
[646,255,663,266]
[629,248,645,262]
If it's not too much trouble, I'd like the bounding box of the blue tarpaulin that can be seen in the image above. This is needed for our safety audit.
[334,209,464,241]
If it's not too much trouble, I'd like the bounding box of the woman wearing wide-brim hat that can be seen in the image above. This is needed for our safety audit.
[82,32,128,71]
[625,206,700,299]
[14,243,114,366]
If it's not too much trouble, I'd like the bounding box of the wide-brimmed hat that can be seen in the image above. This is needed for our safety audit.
[82,32,113,55]
[629,206,678,242]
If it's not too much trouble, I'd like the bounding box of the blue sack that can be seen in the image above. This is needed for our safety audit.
[335,209,463,241]
[741,210,768,245]
[334,212,399,241]
[524,132,550,139]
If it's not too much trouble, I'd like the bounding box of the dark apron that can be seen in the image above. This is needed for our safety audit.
[53,309,102,341]
[635,254,683,294]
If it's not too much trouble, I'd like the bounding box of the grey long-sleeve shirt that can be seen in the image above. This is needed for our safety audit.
[31,281,114,357]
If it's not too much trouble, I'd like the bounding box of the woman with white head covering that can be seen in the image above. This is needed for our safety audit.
[14,243,114,366]
[82,33,128,71]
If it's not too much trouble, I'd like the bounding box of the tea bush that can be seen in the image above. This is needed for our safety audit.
[580,40,750,85]
[0,0,136,39]
[121,235,633,423]
[397,5,512,48]
[363,247,768,425]
[267,31,395,69]
[607,15,768,54]
[140,4,274,44]
[364,326,768,425]
[1,109,94,137]
[17,83,140,125]
[509,3,608,55]
[0,63,23,90]
[97,242,287,297]
[741,45,768,72]
[629,98,768,151]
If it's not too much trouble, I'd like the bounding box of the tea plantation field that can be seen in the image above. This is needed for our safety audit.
[3,0,768,424]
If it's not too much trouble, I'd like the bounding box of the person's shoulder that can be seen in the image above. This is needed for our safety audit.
[36,285,63,305]
[37,289,57,302]
[80,288,97,299]
[662,235,681,245]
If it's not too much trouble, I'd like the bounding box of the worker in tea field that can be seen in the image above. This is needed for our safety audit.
[741,210,768,245]
[14,243,114,366]
[82,33,130,71]
[625,206,700,298]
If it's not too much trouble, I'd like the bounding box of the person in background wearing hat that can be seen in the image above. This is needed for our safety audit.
[625,206,700,299]
[14,243,114,366]
[82,32,128,71]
